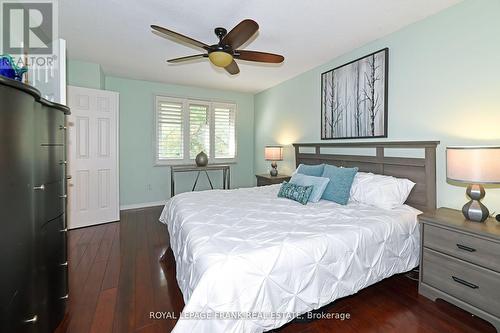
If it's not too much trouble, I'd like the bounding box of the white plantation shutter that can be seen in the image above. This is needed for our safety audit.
[156,97,183,160]
[189,103,210,158]
[213,103,236,159]
[155,96,236,164]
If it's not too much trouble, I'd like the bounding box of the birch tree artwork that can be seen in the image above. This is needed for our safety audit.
[321,48,388,139]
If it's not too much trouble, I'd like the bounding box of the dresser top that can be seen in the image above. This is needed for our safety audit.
[0,75,70,114]
[419,207,500,240]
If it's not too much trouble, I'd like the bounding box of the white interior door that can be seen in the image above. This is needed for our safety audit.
[67,86,119,229]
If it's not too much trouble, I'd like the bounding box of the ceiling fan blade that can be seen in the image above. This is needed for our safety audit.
[224,60,240,75]
[151,25,209,50]
[235,50,284,63]
[167,54,207,63]
[222,19,259,50]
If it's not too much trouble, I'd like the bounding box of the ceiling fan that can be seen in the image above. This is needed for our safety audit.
[151,19,284,75]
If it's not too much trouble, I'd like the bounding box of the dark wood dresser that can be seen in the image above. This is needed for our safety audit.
[0,76,70,332]
[256,174,291,186]
[419,208,500,332]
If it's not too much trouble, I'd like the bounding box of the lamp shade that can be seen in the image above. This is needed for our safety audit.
[264,146,283,161]
[446,146,500,184]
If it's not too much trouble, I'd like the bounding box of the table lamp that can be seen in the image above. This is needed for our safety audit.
[446,146,500,222]
[265,146,283,176]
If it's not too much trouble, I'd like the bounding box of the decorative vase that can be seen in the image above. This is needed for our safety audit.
[0,54,28,82]
[195,151,208,167]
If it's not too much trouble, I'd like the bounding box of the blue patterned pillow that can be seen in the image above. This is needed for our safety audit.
[277,181,313,205]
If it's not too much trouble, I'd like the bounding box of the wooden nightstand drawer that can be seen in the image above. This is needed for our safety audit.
[423,224,500,272]
[419,208,500,331]
[422,248,500,317]
[257,178,272,186]
[256,174,290,187]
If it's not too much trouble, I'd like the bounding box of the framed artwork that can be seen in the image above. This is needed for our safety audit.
[321,48,388,139]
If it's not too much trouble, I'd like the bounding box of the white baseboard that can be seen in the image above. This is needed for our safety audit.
[120,201,166,211]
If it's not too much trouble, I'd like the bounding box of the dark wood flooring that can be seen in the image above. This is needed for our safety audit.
[57,206,496,333]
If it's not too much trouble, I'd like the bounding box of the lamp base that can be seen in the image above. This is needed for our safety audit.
[270,161,278,177]
[462,184,489,222]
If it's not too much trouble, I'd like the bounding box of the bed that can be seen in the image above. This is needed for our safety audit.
[159,141,439,333]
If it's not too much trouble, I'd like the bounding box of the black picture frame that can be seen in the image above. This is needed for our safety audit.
[321,48,389,140]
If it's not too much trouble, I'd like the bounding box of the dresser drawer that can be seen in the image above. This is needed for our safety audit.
[422,248,500,317]
[34,181,65,224]
[423,224,500,272]
[35,104,65,145]
[35,145,65,184]
[40,214,67,266]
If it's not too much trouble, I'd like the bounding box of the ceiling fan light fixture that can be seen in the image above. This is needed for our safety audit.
[153,19,284,75]
[208,51,233,68]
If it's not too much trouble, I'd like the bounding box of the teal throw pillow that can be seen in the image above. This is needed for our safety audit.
[321,165,358,205]
[296,163,325,177]
[277,181,313,205]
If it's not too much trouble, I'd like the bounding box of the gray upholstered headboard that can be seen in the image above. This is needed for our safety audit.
[293,141,440,212]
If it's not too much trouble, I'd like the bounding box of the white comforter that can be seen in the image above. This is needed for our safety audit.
[159,185,421,333]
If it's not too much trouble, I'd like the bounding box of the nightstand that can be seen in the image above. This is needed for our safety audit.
[418,208,500,332]
[255,174,291,186]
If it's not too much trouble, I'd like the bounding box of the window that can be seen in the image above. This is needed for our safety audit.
[213,103,236,159]
[156,98,183,160]
[155,96,237,164]
[189,103,210,159]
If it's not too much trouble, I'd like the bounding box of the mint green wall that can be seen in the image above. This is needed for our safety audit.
[255,0,500,212]
[105,76,255,207]
[67,59,105,89]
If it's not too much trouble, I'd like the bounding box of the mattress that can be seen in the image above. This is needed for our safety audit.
[159,184,421,333]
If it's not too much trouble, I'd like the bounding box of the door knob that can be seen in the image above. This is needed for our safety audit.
[33,184,45,191]
[23,315,38,323]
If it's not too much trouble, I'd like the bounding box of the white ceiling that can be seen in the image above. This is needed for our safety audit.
[60,0,461,93]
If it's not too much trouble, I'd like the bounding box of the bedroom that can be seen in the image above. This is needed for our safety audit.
[1,0,500,332]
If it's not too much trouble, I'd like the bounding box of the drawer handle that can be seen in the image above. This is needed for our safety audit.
[23,315,38,323]
[59,125,67,130]
[456,244,476,252]
[59,294,69,300]
[452,276,479,289]
[59,194,68,199]
[33,184,45,191]
[59,160,67,165]
[59,228,68,232]
[60,261,68,266]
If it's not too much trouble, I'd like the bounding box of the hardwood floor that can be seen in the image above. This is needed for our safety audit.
[58,206,496,333]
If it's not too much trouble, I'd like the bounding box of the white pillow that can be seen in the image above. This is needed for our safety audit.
[349,172,415,210]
